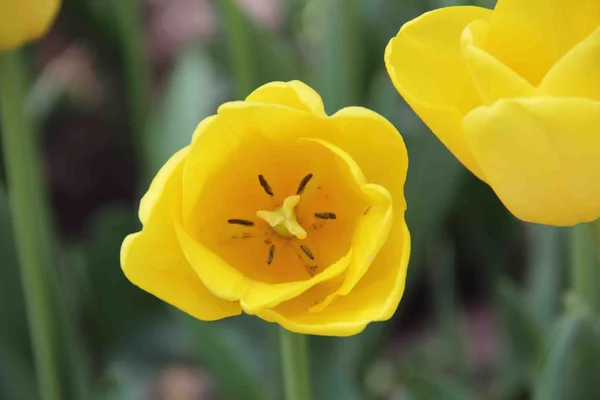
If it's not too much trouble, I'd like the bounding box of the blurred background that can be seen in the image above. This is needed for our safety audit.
[1,0,598,399]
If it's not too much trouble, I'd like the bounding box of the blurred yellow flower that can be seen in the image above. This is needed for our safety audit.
[121,81,410,336]
[0,0,61,50]
[385,0,600,226]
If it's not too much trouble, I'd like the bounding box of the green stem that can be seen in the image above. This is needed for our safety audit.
[529,225,563,329]
[570,224,600,314]
[279,328,311,400]
[0,51,60,400]
[588,219,600,265]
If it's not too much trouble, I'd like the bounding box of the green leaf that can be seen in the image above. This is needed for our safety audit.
[358,0,425,52]
[311,0,366,112]
[3,173,91,400]
[185,316,272,400]
[310,335,365,400]
[216,0,259,97]
[111,0,151,147]
[81,203,158,352]
[400,115,466,276]
[0,186,36,399]
[402,371,477,400]
[534,315,600,400]
[0,345,37,400]
[248,23,299,87]
[107,314,271,400]
[47,264,92,400]
[0,186,29,358]
[428,238,470,379]
[496,278,542,381]
[216,0,299,98]
[144,45,225,178]
[368,70,466,275]
[315,71,469,400]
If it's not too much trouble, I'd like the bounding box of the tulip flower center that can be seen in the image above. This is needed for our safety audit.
[224,173,339,271]
[194,139,370,284]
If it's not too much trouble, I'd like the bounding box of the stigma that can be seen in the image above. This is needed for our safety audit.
[256,195,307,239]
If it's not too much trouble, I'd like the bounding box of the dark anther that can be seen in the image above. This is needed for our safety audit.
[315,212,337,220]
[363,206,372,215]
[227,219,254,226]
[296,173,313,195]
[267,244,275,265]
[306,265,318,276]
[300,245,314,260]
[258,174,274,196]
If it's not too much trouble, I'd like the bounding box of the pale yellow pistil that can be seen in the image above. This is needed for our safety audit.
[256,195,307,239]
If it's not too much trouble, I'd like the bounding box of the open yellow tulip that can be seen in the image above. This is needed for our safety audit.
[121,81,410,336]
[0,0,61,50]
[385,0,600,226]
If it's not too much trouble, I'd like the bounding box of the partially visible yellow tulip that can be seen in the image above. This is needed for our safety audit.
[0,0,61,51]
[120,81,410,336]
[385,0,600,226]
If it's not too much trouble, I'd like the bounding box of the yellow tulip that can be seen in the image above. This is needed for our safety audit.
[121,81,410,336]
[385,0,600,226]
[0,0,61,51]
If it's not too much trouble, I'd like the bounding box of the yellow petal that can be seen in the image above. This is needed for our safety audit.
[220,106,410,336]
[385,6,492,180]
[259,222,411,336]
[183,115,245,219]
[309,183,392,313]
[219,103,408,208]
[139,147,189,225]
[325,109,409,313]
[461,20,537,105]
[121,148,242,320]
[0,0,61,50]
[178,127,389,314]
[215,104,409,318]
[483,0,600,85]
[326,107,407,212]
[217,100,329,148]
[184,121,355,281]
[245,80,327,117]
[297,138,393,313]
[192,96,408,322]
[175,216,354,314]
[464,98,600,226]
[540,26,600,101]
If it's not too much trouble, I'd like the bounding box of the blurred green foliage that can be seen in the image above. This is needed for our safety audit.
[1,0,599,399]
